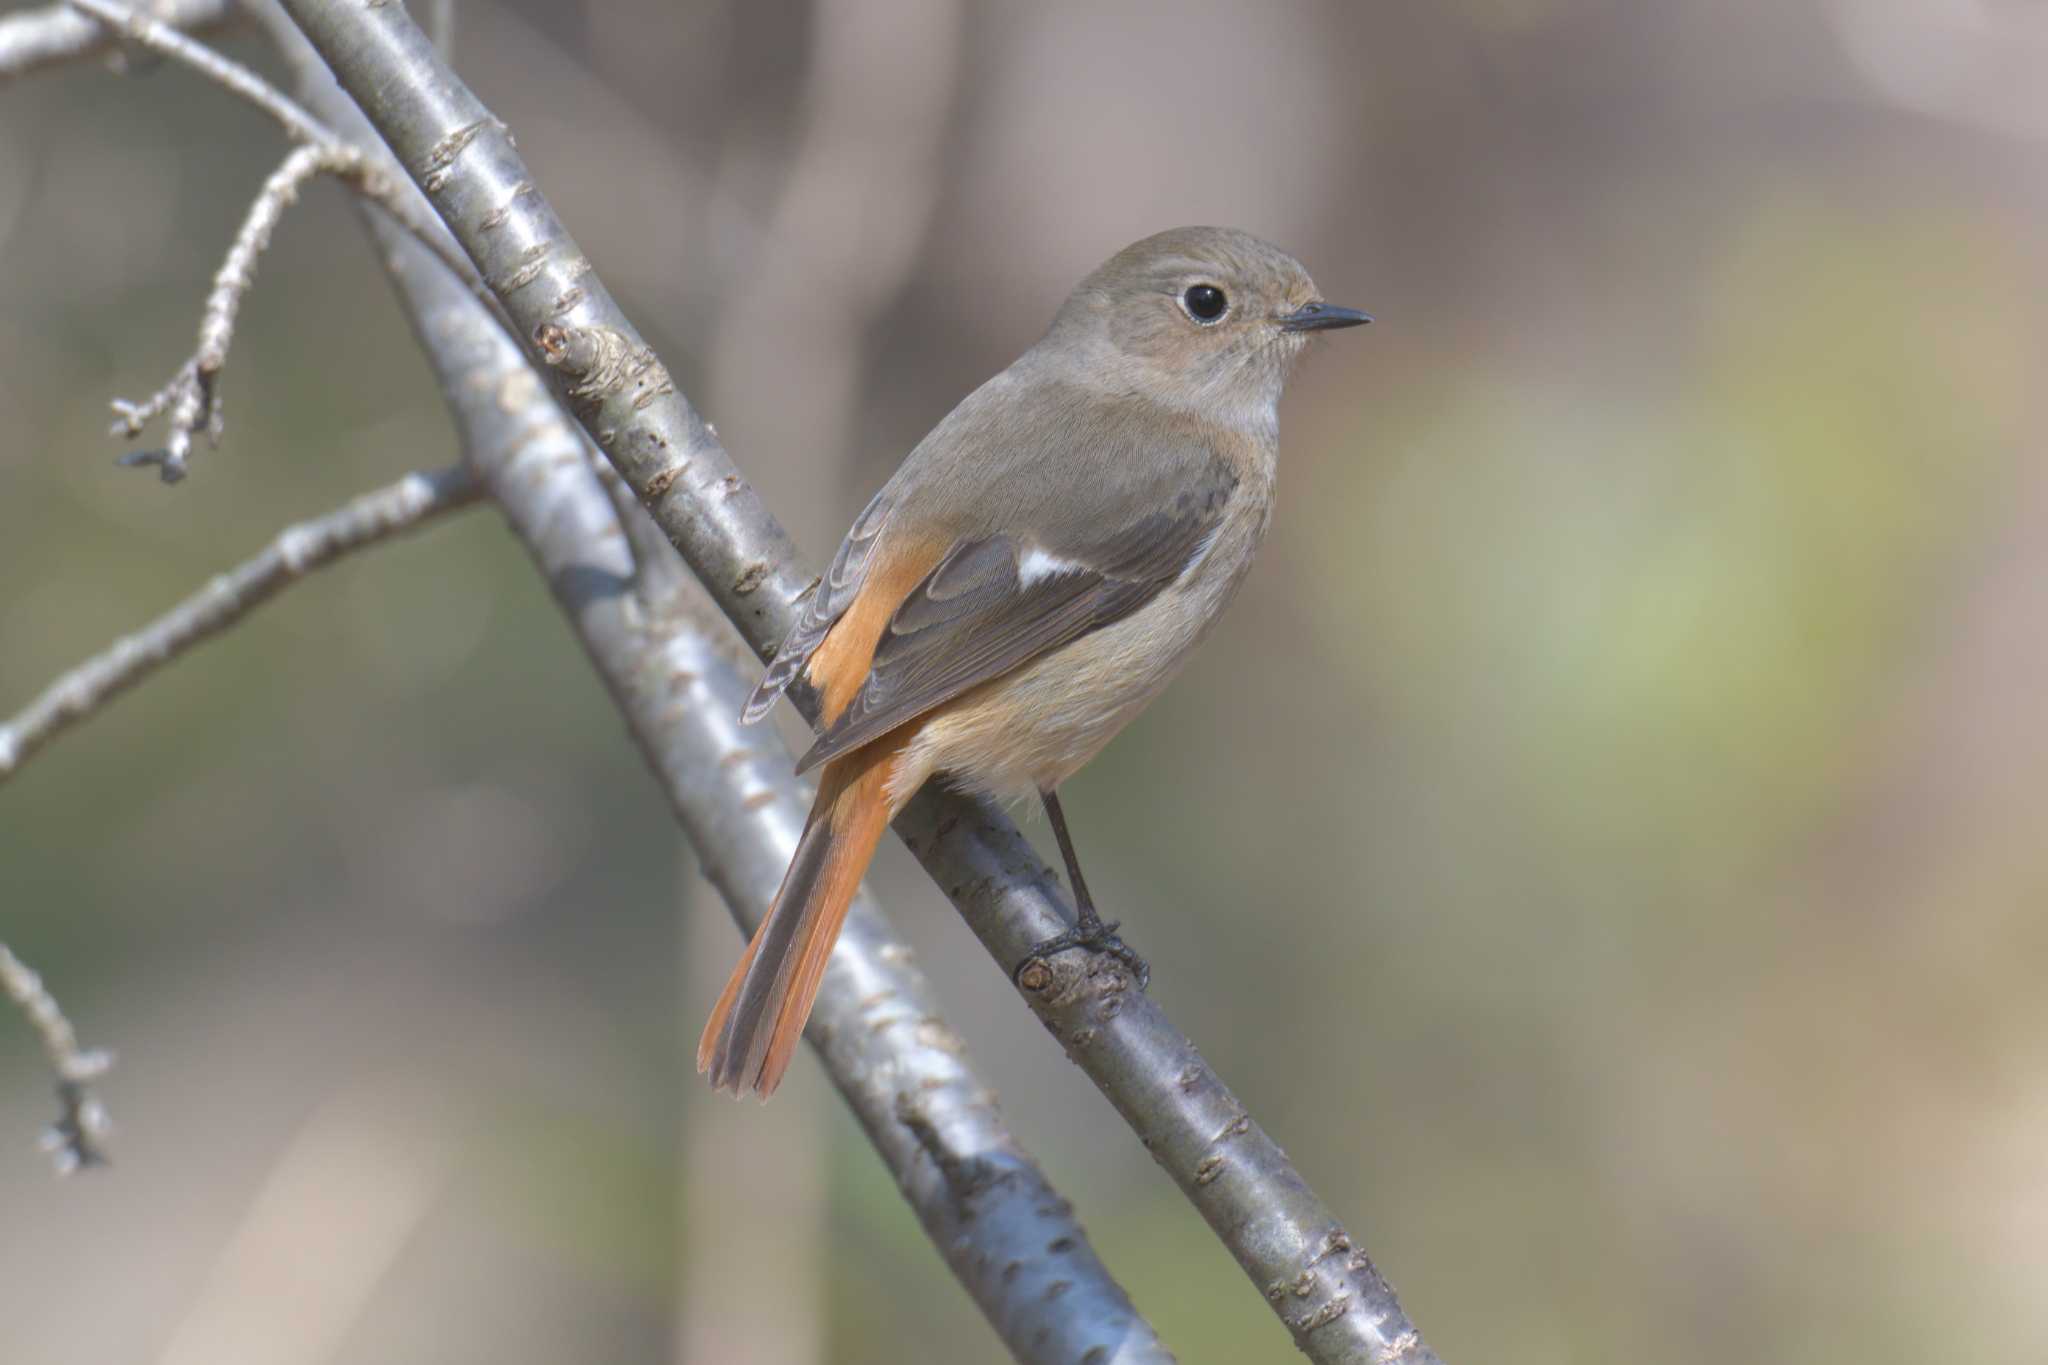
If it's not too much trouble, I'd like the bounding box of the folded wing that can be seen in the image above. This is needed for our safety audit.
[741,485,895,725]
[793,492,1228,774]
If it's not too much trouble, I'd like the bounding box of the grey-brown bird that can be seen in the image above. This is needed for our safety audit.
[700,226,1369,1097]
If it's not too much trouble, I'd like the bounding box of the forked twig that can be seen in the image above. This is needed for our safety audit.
[109,142,350,480]
[63,0,499,479]
[0,944,113,1172]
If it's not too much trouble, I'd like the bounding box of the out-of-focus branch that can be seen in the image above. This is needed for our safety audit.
[62,0,498,479]
[0,465,479,782]
[706,0,960,478]
[0,0,232,83]
[257,14,1171,1359]
[274,7,1442,1360]
[0,943,112,1172]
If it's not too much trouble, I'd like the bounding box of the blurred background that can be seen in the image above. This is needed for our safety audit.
[4,0,2047,1360]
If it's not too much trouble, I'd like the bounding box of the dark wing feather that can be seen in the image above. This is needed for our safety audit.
[740,486,894,724]
[792,501,1225,774]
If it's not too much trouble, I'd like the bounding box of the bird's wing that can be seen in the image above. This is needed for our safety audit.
[792,476,1233,775]
[740,485,896,725]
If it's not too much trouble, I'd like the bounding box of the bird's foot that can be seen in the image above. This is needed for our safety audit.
[1014,912,1150,990]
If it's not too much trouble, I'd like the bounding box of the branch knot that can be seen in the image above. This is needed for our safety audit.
[532,322,671,421]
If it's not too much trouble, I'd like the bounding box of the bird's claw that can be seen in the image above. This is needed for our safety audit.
[1014,914,1150,990]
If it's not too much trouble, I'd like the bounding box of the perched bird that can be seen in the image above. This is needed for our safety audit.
[700,226,1369,1097]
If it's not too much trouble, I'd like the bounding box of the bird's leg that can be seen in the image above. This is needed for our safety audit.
[1015,788,1150,988]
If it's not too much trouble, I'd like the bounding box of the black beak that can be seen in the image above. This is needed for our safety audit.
[1277,301,1373,333]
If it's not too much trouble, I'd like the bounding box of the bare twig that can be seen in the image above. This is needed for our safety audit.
[110,142,352,482]
[0,465,479,782]
[66,0,327,142]
[275,6,1443,1360]
[1,943,113,1172]
[360,170,1172,1363]
[61,0,501,478]
[0,0,232,83]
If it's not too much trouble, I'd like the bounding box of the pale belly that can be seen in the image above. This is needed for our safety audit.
[889,492,1270,805]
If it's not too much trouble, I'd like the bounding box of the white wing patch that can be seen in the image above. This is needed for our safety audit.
[1179,518,1228,581]
[1016,544,1088,588]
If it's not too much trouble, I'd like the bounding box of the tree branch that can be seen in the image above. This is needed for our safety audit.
[0,0,232,83]
[0,943,113,1172]
[273,6,1443,1361]
[0,465,479,782]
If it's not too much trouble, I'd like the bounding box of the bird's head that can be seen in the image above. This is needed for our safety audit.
[1044,225,1370,427]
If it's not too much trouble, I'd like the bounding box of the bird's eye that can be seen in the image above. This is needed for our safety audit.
[1182,284,1228,323]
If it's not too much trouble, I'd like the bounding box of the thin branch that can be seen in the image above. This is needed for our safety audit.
[0,465,479,783]
[274,6,1444,1361]
[109,142,351,482]
[356,161,1171,1364]
[66,0,327,142]
[0,0,232,83]
[59,0,503,479]
[0,943,113,1173]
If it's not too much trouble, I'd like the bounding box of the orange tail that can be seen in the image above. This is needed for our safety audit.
[697,738,903,1098]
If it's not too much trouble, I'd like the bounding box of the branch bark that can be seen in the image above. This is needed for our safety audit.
[272,6,1442,1361]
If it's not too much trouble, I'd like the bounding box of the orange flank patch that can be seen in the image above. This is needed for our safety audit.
[805,533,948,725]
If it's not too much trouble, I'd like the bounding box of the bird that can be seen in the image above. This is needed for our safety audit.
[699,226,1370,1097]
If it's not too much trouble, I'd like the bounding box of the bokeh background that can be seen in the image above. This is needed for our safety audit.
[5,1,2048,1361]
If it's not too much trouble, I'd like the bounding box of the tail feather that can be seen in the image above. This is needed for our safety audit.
[697,741,901,1098]
[698,814,833,1089]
